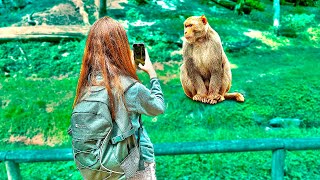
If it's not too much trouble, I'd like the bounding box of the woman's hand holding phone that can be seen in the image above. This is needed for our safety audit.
[138,49,157,79]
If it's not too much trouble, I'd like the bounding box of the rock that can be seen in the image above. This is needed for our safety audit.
[269,117,302,128]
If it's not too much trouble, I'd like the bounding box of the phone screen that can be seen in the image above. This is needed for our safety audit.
[133,43,145,66]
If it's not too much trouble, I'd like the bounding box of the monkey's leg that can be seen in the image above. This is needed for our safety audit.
[219,69,245,102]
[218,56,232,103]
[191,75,208,102]
[207,71,223,104]
[220,53,245,102]
[183,59,208,103]
[217,75,231,103]
[180,64,194,99]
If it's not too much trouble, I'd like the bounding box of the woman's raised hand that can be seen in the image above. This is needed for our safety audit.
[138,48,157,78]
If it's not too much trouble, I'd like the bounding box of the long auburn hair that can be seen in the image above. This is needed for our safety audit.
[73,16,139,120]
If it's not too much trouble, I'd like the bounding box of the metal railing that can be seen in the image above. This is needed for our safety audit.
[1,138,320,180]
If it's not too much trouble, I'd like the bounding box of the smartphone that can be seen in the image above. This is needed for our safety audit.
[133,43,145,66]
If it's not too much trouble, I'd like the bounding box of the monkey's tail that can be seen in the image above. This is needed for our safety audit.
[224,92,245,102]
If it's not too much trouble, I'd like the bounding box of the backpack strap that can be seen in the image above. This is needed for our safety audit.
[111,111,143,147]
[111,78,138,145]
[137,114,143,146]
[137,114,145,170]
[109,77,145,170]
[110,127,136,144]
[124,80,137,93]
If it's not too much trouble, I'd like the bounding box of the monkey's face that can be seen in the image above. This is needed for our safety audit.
[184,15,208,44]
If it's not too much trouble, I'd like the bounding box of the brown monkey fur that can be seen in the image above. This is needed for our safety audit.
[180,15,244,104]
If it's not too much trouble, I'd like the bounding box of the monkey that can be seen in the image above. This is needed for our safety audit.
[180,15,244,104]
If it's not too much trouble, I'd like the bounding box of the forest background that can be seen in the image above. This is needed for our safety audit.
[0,0,319,179]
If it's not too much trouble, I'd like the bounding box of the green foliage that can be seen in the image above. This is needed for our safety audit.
[282,13,315,30]
[292,5,309,14]
[283,0,318,6]
[279,13,317,38]
[246,0,265,11]
[134,0,151,5]
[201,0,265,12]
[0,0,67,27]
[123,1,185,62]
[83,0,99,24]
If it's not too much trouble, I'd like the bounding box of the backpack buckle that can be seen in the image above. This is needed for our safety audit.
[110,135,124,144]
[110,128,136,144]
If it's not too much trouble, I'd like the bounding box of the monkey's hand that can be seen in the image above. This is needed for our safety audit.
[206,94,224,104]
[192,94,207,103]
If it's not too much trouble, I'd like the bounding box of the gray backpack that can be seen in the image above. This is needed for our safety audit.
[68,78,143,179]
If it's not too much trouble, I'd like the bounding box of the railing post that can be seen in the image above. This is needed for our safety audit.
[5,161,22,180]
[271,148,285,180]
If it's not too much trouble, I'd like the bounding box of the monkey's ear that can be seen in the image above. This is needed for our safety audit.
[201,15,207,25]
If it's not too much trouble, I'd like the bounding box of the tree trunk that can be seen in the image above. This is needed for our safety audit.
[71,0,90,25]
[0,34,84,43]
[99,0,107,18]
[0,25,89,43]
[234,0,245,15]
[273,0,280,36]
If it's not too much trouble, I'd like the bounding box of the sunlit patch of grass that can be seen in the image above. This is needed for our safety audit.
[244,30,291,49]
[8,133,63,147]
[230,63,238,69]
[307,26,320,43]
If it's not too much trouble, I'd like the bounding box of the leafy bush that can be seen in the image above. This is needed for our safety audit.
[201,0,265,11]
[246,0,265,11]
[134,0,151,5]
[282,13,316,30]
[283,0,318,6]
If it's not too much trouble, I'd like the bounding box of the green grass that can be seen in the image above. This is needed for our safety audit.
[1,45,320,179]
[0,77,76,141]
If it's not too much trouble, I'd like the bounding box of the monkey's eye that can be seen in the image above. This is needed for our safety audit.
[185,24,193,28]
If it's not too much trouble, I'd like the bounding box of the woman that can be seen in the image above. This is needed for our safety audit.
[72,16,165,179]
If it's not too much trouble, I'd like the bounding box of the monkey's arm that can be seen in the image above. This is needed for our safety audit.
[185,57,207,95]
[208,49,223,96]
[182,42,207,97]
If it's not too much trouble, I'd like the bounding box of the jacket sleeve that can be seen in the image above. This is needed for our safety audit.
[126,78,165,116]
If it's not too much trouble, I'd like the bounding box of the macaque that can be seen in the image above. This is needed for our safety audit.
[180,15,244,104]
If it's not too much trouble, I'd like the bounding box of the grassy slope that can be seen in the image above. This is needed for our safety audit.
[1,46,320,179]
[0,0,82,27]
[1,0,320,179]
